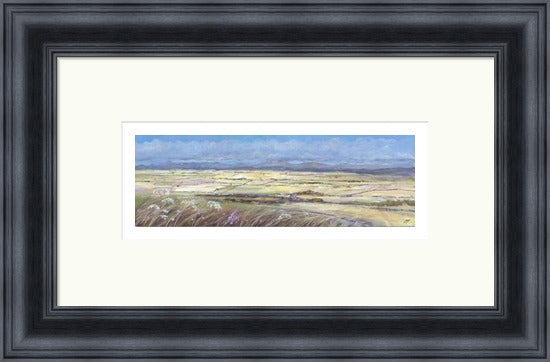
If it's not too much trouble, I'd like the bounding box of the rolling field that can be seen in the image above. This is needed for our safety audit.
[135,169,414,227]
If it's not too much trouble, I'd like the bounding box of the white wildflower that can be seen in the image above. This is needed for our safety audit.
[147,204,160,211]
[277,213,292,221]
[207,201,222,210]
[153,188,170,195]
[161,197,175,205]
[181,199,198,211]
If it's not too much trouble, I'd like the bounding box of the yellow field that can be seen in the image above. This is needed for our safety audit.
[135,169,415,227]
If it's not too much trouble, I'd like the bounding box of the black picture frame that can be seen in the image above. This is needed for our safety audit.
[1,0,548,359]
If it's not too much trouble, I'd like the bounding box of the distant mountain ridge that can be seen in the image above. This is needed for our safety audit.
[135,161,415,176]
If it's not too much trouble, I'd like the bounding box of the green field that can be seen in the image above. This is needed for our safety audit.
[135,169,415,227]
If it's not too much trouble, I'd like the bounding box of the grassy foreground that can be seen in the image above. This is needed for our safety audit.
[135,169,415,227]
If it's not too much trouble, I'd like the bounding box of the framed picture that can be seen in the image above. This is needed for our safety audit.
[1,0,547,359]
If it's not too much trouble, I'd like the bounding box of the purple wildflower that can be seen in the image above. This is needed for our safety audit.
[226,209,240,226]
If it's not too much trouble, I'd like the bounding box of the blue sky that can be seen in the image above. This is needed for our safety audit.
[135,135,414,168]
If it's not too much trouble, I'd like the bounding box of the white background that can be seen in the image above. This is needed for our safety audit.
[57,58,494,306]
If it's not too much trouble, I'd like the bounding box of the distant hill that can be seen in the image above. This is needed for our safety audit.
[135,161,414,176]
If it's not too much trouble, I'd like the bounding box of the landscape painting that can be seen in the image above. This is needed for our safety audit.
[135,135,415,227]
